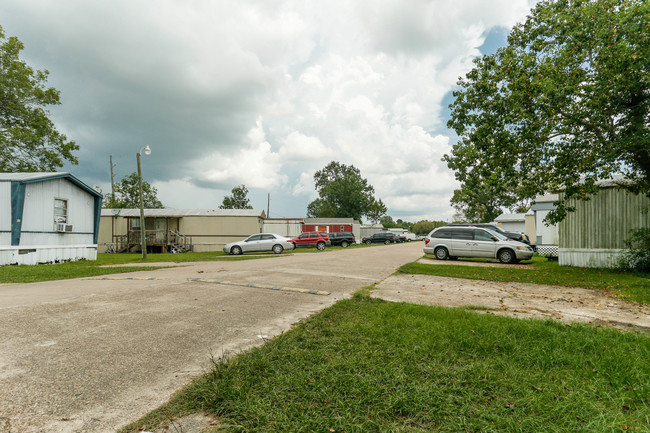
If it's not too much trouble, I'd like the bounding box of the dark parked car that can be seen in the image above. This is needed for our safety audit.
[291,231,331,250]
[362,232,397,245]
[446,223,530,245]
[329,232,355,248]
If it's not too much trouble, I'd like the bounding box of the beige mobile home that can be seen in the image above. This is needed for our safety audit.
[99,208,266,253]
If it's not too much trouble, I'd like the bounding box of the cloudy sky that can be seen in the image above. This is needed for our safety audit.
[1,0,538,222]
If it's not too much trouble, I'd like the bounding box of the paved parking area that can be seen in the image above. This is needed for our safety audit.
[0,243,423,433]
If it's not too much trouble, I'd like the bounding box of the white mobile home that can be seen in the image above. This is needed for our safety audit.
[0,173,103,265]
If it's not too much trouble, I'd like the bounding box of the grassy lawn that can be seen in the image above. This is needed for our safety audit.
[120,296,650,433]
[0,251,272,284]
[0,243,372,284]
[399,255,650,305]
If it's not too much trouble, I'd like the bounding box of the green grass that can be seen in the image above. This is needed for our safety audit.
[399,255,650,305]
[0,251,272,284]
[120,296,650,433]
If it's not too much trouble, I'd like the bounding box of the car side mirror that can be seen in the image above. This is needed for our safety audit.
[491,237,498,242]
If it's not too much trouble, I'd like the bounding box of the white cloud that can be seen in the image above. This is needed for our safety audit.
[0,0,540,221]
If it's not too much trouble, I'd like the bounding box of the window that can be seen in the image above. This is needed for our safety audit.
[432,229,452,239]
[299,233,309,239]
[54,199,68,223]
[261,234,275,240]
[474,229,494,242]
[451,229,473,240]
[247,234,262,242]
[340,225,345,232]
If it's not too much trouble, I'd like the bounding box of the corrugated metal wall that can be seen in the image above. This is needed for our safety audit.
[559,187,650,249]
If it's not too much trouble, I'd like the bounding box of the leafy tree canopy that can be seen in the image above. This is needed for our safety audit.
[307,161,387,223]
[445,0,650,223]
[104,172,164,209]
[411,220,447,236]
[220,184,253,209]
[0,25,78,172]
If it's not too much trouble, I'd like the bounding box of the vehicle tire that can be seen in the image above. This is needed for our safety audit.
[231,246,242,255]
[365,240,371,245]
[272,244,284,254]
[316,242,326,251]
[498,249,516,264]
[384,239,391,245]
[341,240,349,248]
[434,247,449,260]
[407,239,411,242]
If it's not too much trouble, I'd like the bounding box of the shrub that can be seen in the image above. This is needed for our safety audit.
[617,227,650,272]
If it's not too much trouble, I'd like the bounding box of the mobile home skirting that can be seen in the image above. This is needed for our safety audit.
[0,244,98,266]
[559,248,624,269]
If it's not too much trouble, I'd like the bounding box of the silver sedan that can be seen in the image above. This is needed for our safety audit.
[223,233,296,255]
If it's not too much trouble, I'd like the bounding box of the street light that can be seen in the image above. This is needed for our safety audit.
[137,145,151,259]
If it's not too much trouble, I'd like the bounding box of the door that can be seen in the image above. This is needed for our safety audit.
[242,234,263,252]
[258,234,277,252]
[471,229,498,258]
[449,229,473,256]
[294,232,311,247]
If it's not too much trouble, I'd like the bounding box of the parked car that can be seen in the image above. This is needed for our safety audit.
[446,223,530,245]
[292,231,331,250]
[223,233,295,255]
[362,232,397,245]
[423,226,534,264]
[328,232,356,248]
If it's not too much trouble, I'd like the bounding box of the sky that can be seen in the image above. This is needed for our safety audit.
[1,0,538,222]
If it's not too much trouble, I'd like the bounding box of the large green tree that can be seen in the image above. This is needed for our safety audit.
[307,161,387,222]
[445,0,650,223]
[0,26,78,171]
[219,184,253,209]
[104,172,163,208]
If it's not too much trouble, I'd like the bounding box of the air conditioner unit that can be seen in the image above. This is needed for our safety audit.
[55,223,73,232]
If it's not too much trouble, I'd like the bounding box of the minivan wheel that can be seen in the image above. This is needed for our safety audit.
[341,240,349,248]
[434,247,449,260]
[498,249,516,264]
[316,242,326,251]
[272,244,283,254]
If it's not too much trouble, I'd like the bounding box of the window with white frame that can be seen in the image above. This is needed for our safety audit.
[54,199,68,223]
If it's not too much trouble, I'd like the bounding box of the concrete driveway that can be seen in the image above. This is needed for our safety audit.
[0,242,423,433]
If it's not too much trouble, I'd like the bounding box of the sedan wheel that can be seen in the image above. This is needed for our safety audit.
[231,246,242,255]
[316,242,326,251]
[272,244,284,254]
[434,247,449,260]
[341,240,349,248]
[498,249,516,264]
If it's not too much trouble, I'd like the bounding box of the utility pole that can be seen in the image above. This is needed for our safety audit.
[267,193,270,218]
[109,155,116,203]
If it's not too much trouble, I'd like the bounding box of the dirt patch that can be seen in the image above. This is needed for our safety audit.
[372,273,650,332]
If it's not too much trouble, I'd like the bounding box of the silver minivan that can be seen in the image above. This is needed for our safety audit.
[423,226,534,264]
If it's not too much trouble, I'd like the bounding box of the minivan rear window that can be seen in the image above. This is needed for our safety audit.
[451,229,473,240]
[432,228,452,239]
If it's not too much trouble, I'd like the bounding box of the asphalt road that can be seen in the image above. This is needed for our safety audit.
[0,242,423,433]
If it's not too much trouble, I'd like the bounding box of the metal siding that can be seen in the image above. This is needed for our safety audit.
[559,188,650,266]
[22,179,95,238]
